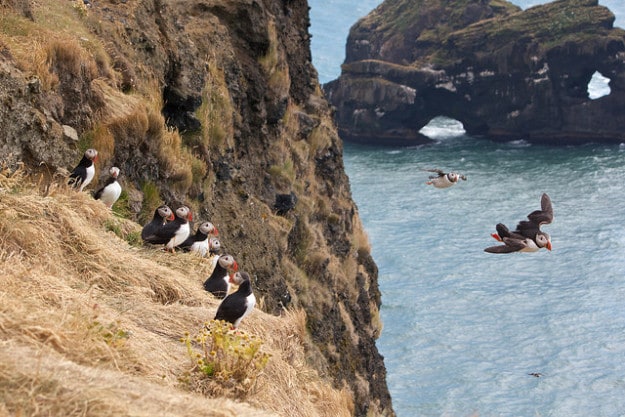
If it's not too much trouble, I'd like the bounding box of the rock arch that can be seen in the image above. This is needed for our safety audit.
[325,0,625,146]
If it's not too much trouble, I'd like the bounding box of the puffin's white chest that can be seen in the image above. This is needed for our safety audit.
[431,176,454,188]
[80,165,96,191]
[519,239,540,252]
[234,293,257,327]
[190,238,209,257]
[167,223,190,249]
[99,181,122,208]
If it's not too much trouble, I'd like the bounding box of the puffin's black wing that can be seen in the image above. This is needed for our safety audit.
[141,220,172,244]
[68,165,87,188]
[497,222,529,240]
[179,229,204,251]
[215,293,247,324]
[152,218,184,240]
[141,227,170,244]
[513,193,553,239]
[484,238,526,253]
[526,193,553,226]
[204,277,228,299]
[423,168,445,179]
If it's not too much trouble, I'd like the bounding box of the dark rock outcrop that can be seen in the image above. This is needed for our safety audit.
[325,0,625,145]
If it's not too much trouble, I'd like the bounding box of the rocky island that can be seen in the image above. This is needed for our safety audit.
[324,0,625,146]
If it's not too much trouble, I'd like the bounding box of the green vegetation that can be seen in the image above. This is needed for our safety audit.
[180,320,271,397]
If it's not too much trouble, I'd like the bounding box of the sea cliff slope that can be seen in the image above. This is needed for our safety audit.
[0,1,393,416]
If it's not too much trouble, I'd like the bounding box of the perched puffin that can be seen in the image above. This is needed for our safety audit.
[214,271,256,328]
[180,221,219,256]
[141,205,176,244]
[93,167,122,208]
[424,168,466,188]
[153,205,193,252]
[203,254,239,299]
[68,148,98,191]
[204,238,222,271]
[207,237,221,256]
[486,193,553,253]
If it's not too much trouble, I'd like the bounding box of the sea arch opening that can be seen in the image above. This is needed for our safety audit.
[588,70,611,100]
[418,116,466,140]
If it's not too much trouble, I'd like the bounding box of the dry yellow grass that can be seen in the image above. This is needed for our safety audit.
[0,166,353,417]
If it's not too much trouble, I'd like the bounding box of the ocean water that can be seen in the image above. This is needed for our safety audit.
[309,1,625,416]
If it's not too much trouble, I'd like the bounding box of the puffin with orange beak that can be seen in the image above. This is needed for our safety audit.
[68,148,98,191]
[180,221,219,257]
[141,205,176,244]
[156,205,193,252]
[487,193,553,253]
[214,271,256,328]
[203,254,239,299]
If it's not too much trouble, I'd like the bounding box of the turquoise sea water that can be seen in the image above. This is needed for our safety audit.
[309,1,625,416]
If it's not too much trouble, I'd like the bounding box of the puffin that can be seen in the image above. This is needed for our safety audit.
[204,237,222,270]
[486,193,553,253]
[424,168,467,188]
[484,223,545,253]
[203,254,239,299]
[180,221,219,256]
[141,205,176,244]
[68,148,98,191]
[207,237,222,256]
[93,167,122,208]
[153,205,193,252]
[214,271,256,328]
[511,193,553,248]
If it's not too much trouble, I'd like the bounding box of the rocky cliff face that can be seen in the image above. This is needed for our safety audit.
[0,1,392,416]
[325,0,625,145]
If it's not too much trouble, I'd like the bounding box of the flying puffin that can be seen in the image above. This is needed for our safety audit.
[214,271,256,328]
[180,221,219,256]
[203,254,239,299]
[424,168,467,188]
[484,223,545,253]
[141,205,176,244]
[68,148,98,191]
[93,167,122,208]
[486,193,553,253]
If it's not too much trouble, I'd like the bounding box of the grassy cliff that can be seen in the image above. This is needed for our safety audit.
[0,1,393,415]
[0,166,354,417]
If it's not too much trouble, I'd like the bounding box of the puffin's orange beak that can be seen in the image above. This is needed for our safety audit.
[491,233,502,242]
[166,213,175,221]
[213,226,219,236]
[546,242,552,251]
[228,272,236,283]
[232,261,239,272]
[187,211,193,221]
